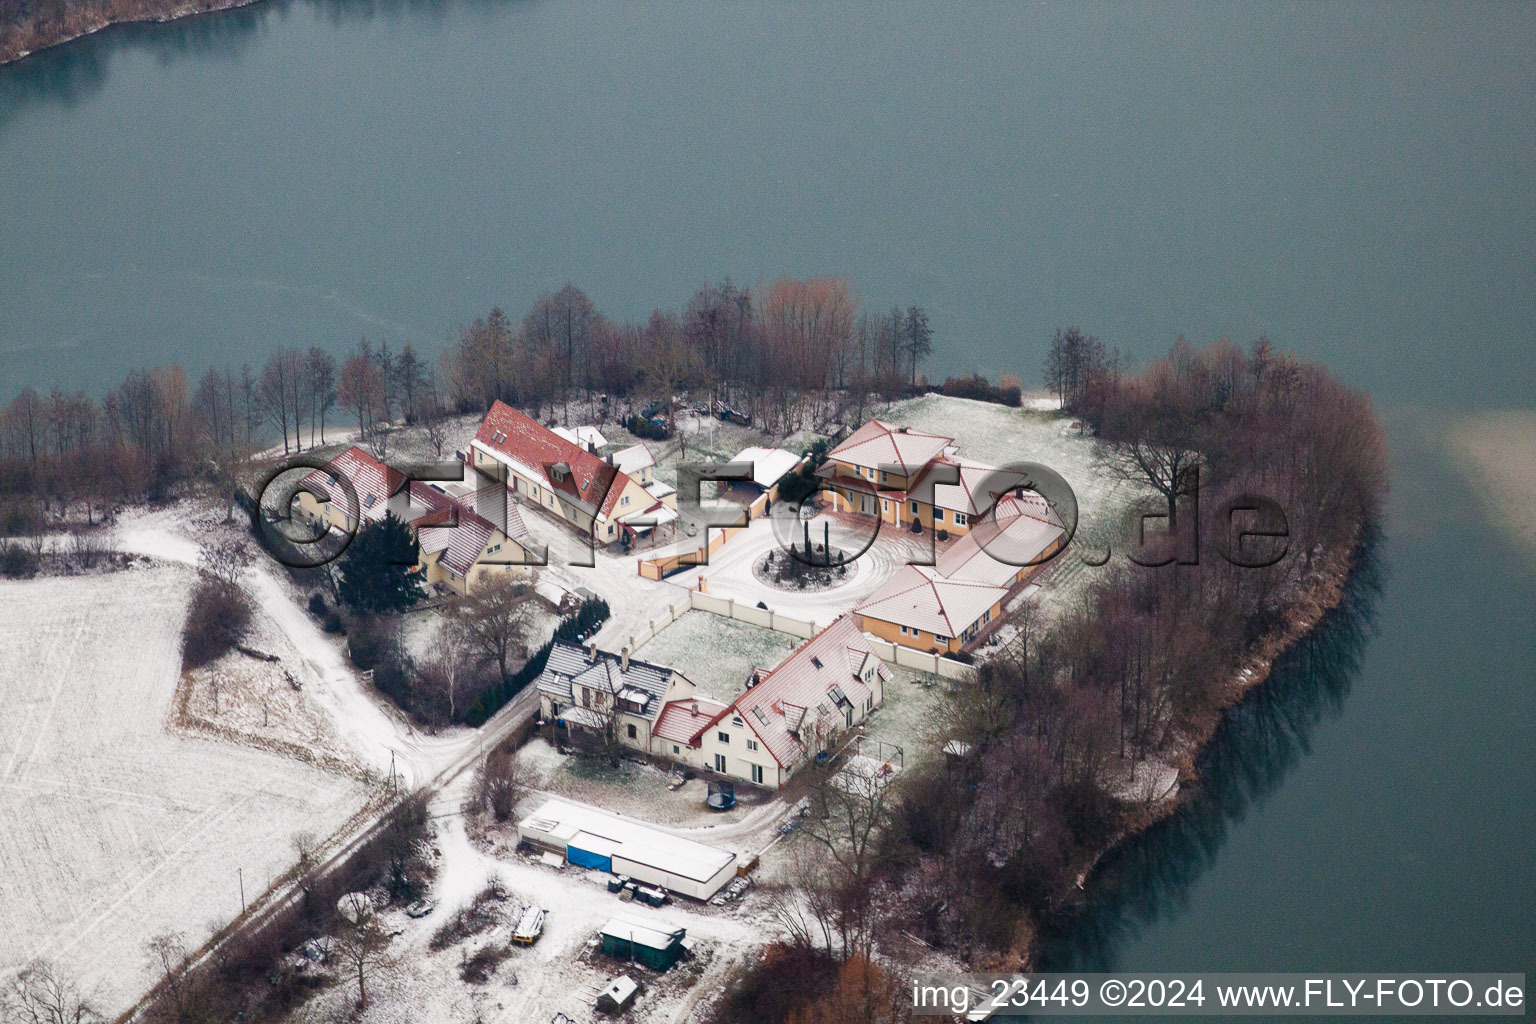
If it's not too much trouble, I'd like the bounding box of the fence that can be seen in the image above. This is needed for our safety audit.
[862,635,976,681]
[633,587,977,683]
[635,479,784,581]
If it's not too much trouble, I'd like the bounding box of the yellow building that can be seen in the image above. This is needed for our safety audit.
[855,493,1068,652]
[294,445,535,595]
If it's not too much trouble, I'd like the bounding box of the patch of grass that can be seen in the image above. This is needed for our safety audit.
[428,881,508,952]
[459,944,513,984]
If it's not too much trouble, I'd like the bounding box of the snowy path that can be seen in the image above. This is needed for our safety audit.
[115,525,480,788]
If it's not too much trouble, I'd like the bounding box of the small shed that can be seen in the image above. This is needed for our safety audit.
[598,916,687,972]
[596,975,639,1014]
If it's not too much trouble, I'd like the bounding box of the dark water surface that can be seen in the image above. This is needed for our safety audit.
[2,1,1533,407]
[1037,419,1536,987]
[2,0,1533,983]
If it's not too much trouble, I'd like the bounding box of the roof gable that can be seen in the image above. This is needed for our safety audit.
[827,418,953,475]
[474,402,638,520]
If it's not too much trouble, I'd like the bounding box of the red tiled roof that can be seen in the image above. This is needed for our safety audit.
[693,616,888,767]
[473,401,636,521]
[299,446,406,523]
[652,697,730,745]
[935,492,1066,586]
[908,456,1034,517]
[410,480,531,578]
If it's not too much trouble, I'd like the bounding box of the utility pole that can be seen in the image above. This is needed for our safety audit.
[389,749,397,798]
[238,867,245,912]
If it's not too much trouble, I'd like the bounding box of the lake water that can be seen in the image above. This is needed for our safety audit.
[3,0,1533,988]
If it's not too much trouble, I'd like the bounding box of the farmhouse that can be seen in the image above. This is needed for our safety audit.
[294,446,535,594]
[665,615,890,789]
[855,492,1067,652]
[537,642,700,752]
[468,401,660,546]
[517,799,738,900]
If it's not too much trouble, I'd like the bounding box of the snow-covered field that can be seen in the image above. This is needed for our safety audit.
[0,567,368,1011]
[633,612,799,698]
[855,666,946,769]
[880,393,1145,552]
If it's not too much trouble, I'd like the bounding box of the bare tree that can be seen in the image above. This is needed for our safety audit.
[446,575,535,681]
[468,742,525,822]
[196,539,250,588]
[141,933,192,1024]
[1,960,102,1024]
[333,915,396,1010]
[793,758,898,960]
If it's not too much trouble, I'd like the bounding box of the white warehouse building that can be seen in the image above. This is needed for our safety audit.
[516,799,739,900]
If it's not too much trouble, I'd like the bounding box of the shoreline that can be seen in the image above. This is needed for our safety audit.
[0,0,265,67]
[1028,537,1359,967]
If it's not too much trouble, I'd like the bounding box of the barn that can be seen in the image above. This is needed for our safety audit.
[516,799,738,900]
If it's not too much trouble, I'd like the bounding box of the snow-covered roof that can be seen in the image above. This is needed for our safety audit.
[619,501,678,531]
[855,564,1006,639]
[909,456,1033,516]
[826,418,953,475]
[652,697,730,745]
[409,481,532,578]
[519,799,734,885]
[644,479,676,500]
[610,443,656,476]
[692,616,889,767]
[598,915,686,951]
[473,402,637,522]
[299,446,406,524]
[935,492,1066,587]
[537,642,677,721]
[729,446,802,488]
[551,425,609,449]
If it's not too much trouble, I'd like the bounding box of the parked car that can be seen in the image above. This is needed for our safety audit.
[405,898,437,919]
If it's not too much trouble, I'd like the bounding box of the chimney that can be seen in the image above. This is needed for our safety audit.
[588,441,597,454]
[587,641,598,661]
[691,701,699,716]
[605,453,614,465]
[621,647,630,672]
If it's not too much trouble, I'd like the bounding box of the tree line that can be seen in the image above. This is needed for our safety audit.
[439,277,935,434]
[0,275,937,532]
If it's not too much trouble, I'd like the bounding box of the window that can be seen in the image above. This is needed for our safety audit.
[910,500,919,515]
[717,731,730,744]
[934,508,945,522]
[955,513,967,526]
[881,499,888,512]
[746,739,759,751]
[899,624,909,636]
[626,724,637,740]
[880,470,888,483]
[935,634,948,643]
[732,716,744,727]
[620,495,630,506]
[751,764,764,784]
[672,745,680,754]
[715,754,727,772]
